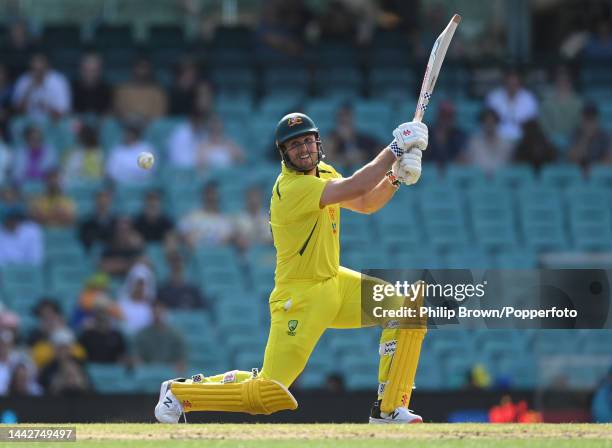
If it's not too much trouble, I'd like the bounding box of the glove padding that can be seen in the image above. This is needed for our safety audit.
[392,149,422,186]
[392,121,428,153]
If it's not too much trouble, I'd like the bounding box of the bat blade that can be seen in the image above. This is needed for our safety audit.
[413,14,461,123]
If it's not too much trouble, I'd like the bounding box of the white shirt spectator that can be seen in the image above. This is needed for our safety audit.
[167,122,207,168]
[118,263,155,335]
[485,87,538,141]
[12,70,71,119]
[118,298,153,335]
[106,141,156,185]
[179,210,233,247]
[0,221,44,266]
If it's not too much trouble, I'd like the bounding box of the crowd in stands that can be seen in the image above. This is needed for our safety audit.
[0,2,610,401]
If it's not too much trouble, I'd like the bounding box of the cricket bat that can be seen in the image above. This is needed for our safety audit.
[413,14,462,123]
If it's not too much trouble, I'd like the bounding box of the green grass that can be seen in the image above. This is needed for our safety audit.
[6,423,612,448]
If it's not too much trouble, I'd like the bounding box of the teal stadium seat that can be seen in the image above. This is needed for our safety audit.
[495,248,537,268]
[518,187,568,251]
[87,364,134,393]
[262,69,309,98]
[314,67,363,98]
[567,187,612,250]
[468,187,518,250]
[0,265,44,313]
[493,165,535,189]
[455,100,481,133]
[132,364,178,393]
[369,68,416,101]
[353,100,393,142]
[420,187,470,250]
[589,165,612,189]
[445,165,488,189]
[306,98,344,136]
[540,164,584,189]
[341,212,376,249]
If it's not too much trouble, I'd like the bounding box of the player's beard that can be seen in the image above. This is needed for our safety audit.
[291,148,319,172]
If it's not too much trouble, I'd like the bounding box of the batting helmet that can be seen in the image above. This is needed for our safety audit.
[275,112,324,172]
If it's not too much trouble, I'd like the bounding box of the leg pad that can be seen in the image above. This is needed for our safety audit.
[171,377,298,415]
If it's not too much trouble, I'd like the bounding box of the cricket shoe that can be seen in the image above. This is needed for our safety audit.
[154,379,185,423]
[368,399,423,424]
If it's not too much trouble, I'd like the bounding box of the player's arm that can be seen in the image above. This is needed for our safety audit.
[320,122,428,208]
[341,175,397,214]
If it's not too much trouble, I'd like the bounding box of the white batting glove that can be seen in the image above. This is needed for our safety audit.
[392,149,422,186]
[392,121,429,153]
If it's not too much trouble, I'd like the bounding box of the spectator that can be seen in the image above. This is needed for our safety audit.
[100,217,144,277]
[106,120,156,185]
[427,101,467,165]
[117,263,155,335]
[0,129,11,185]
[0,206,44,266]
[319,0,359,42]
[567,103,611,167]
[197,115,244,169]
[514,119,558,170]
[132,301,186,373]
[158,253,207,309]
[12,124,57,184]
[0,329,32,395]
[78,190,117,251]
[78,305,127,364]
[193,81,215,118]
[8,362,42,396]
[28,299,85,370]
[29,169,76,227]
[257,0,315,58]
[168,58,200,116]
[592,366,612,423]
[0,64,14,137]
[62,124,104,182]
[461,108,514,175]
[72,53,112,115]
[38,328,91,396]
[485,68,539,141]
[113,56,167,121]
[233,185,273,250]
[12,52,71,120]
[74,272,122,329]
[167,109,208,169]
[178,182,233,248]
[133,190,174,243]
[584,20,612,59]
[539,65,583,144]
[325,104,380,167]
[324,372,346,394]
[4,21,33,77]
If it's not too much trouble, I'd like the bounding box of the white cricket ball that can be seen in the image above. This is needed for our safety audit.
[137,152,155,170]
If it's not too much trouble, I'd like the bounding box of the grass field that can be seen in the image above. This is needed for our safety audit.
[4,423,612,448]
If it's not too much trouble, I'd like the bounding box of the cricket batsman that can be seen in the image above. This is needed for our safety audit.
[155,112,429,424]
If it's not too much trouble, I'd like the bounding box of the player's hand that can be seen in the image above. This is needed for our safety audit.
[392,121,428,153]
[392,149,422,185]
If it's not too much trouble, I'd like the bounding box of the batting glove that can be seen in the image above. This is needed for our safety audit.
[392,121,429,153]
[392,149,423,186]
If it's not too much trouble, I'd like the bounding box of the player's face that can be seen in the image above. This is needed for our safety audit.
[284,134,319,171]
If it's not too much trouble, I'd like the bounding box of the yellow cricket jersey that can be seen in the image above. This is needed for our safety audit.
[270,161,342,284]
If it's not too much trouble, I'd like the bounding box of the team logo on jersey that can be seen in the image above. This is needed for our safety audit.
[287,116,302,127]
[328,208,337,234]
[287,320,299,336]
